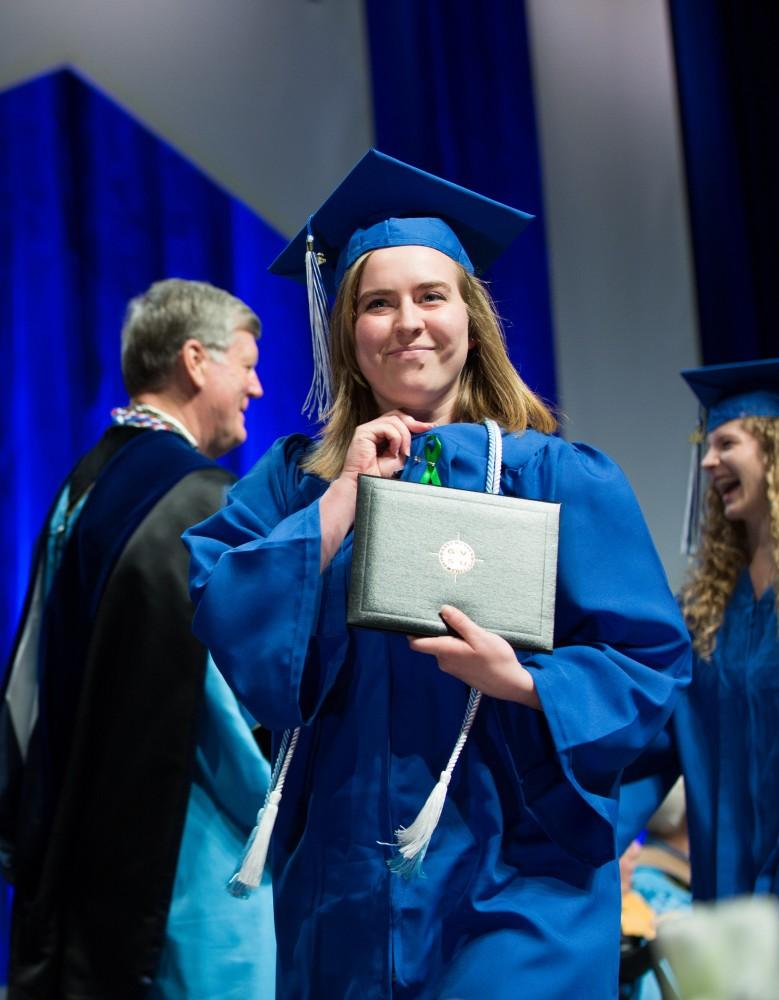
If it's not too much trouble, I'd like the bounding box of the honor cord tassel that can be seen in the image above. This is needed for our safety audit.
[387,420,500,878]
[227,726,300,898]
[388,688,482,878]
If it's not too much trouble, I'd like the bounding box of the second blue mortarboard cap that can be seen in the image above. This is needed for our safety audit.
[681,358,779,431]
[269,148,534,296]
[679,358,779,554]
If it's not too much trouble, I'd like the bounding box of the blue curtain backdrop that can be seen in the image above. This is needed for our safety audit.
[0,67,312,668]
[669,0,778,362]
[0,67,312,979]
[364,0,557,410]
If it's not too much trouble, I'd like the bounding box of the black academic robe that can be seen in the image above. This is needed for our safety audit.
[0,426,234,999]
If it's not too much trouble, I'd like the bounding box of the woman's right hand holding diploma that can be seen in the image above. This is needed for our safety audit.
[319,411,433,570]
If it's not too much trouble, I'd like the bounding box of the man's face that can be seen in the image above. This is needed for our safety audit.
[199,328,262,457]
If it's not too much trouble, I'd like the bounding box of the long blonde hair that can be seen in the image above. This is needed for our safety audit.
[302,251,557,480]
[681,416,779,659]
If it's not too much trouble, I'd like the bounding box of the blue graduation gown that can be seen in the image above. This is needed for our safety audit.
[621,572,779,901]
[687,573,778,901]
[185,424,690,999]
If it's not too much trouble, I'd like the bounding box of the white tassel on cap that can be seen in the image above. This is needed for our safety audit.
[227,726,300,898]
[387,687,482,879]
[303,234,333,422]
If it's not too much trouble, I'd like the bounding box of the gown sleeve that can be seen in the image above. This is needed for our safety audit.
[183,435,349,731]
[616,724,681,852]
[500,439,691,865]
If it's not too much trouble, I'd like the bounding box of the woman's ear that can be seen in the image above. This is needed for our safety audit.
[467,316,478,351]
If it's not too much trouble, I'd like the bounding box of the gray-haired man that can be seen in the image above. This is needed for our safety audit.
[1,279,273,998]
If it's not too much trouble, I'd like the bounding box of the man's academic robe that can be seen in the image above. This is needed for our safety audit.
[0,427,237,998]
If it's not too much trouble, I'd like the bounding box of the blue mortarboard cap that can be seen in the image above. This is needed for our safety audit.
[680,358,779,553]
[269,148,533,296]
[681,358,779,431]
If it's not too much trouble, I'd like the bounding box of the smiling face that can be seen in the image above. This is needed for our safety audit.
[353,245,472,423]
[199,328,263,457]
[701,418,769,530]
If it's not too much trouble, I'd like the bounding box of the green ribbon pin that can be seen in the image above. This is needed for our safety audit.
[420,434,443,486]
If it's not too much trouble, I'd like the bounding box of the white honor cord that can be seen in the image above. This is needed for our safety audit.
[227,725,300,897]
[387,419,502,878]
[386,687,482,878]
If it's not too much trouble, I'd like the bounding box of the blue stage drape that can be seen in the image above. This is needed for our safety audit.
[0,67,312,980]
[364,0,557,410]
[669,0,778,362]
[0,67,311,668]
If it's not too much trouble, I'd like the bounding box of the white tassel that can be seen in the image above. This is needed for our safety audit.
[387,688,482,879]
[227,787,281,897]
[227,726,300,899]
[387,423,500,878]
[680,415,704,556]
[387,771,451,878]
[303,235,333,422]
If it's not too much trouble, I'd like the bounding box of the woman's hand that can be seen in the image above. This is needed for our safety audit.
[409,605,541,709]
[341,411,433,482]
[319,411,433,571]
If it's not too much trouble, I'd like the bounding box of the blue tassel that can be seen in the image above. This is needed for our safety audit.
[303,234,333,421]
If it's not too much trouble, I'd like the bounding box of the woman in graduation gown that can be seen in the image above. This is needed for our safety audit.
[623,360,779,906]
[184,150,691,1000]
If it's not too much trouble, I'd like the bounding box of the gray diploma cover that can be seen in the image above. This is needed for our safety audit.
[347,475,559,650]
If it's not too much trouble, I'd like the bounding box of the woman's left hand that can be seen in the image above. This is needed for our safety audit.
[408,605,541,709]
